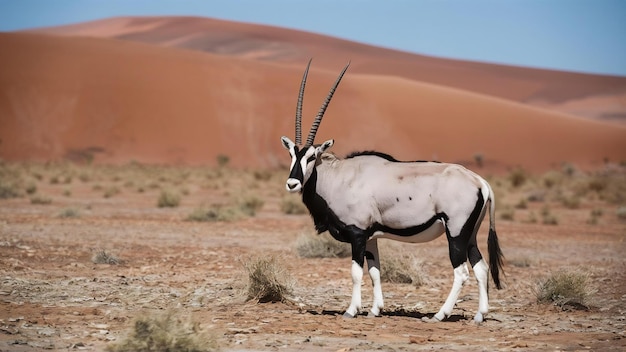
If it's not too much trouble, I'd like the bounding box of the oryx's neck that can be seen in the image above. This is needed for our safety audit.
[310,154,345,198]
[301,154,347,237]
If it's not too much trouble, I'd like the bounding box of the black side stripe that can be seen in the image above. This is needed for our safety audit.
[368,213,448,237]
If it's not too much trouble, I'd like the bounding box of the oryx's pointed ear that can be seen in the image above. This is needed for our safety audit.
[315,139,334,156]
[281,136,295,150]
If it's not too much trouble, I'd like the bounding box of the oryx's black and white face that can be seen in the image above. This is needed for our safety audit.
[280,59,349,193]
[281,136,334,192]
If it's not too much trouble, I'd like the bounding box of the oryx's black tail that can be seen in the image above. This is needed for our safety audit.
[486,183,504,289]
[488,228,504,289]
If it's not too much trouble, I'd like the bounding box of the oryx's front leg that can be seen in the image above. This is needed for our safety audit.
[343,228,367,318]
[366,239,384,317]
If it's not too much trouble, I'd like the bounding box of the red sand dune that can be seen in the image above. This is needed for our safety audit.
[1,17,625,172]
[36,16,626,121]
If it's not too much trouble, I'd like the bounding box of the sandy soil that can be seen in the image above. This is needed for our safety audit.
[0,164,625,351]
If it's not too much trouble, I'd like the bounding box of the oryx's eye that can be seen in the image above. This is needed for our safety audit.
[306,155,316,163]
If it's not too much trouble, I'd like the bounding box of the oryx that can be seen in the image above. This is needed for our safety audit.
[280,60,504,323]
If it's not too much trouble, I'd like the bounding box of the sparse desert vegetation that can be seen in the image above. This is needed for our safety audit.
[0,160,625,351]
[295,232,351,258]
[535,270,595,310]
[106,313,218,352]
[243,255,294,303]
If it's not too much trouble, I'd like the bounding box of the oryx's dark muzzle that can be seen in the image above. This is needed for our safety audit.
[285,147,305,192]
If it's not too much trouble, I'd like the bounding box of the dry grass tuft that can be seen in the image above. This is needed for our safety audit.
[509,257,532,268]
[157,189,181,208]
[187,205,242,222]
[237,195,264,216]
[244,256,294,303]
[58,207,80,218]
[0,163,25,199]
[535,270,594,310]
[380,252,424,286]
[30,195,52,205]
[295,233,351,258]
[92,249,120,265]
[617,206,626,220]
[106,312,217,352]
[508,167,528,188]
[281,196,308,215]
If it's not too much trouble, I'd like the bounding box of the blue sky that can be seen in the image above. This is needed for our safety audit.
[1,0,625,76]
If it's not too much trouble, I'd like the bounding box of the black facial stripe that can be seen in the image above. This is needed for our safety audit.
[288,147,311,182]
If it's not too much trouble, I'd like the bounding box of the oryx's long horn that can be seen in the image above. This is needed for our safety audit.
[305,61,350,148]
[295,59,312,146]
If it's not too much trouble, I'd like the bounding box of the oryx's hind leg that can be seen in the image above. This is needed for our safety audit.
[433,190,485,322]
[432,222,470,321]
[366,239,384,317]
[433,257,470,321]
[468,207,490,323]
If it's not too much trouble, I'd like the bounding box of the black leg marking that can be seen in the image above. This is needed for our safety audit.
[447,189,485,268]
[345,225,368,267]
[467,243,483,268]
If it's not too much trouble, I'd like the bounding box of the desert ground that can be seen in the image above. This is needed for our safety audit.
[0,161,624,351]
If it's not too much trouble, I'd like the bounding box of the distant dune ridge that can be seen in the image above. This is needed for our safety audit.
[1,16,625,171]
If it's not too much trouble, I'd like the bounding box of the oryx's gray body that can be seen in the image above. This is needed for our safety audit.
[281,61,504,323]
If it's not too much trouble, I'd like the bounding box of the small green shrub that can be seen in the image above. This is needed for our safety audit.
[295,233,351,258]
[244,256,294,303]
[158,190,181,208]
[535,270,593,309]
[106,312,217,352]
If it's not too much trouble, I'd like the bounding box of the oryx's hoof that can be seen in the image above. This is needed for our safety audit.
[367,311,380,318]
[422,313,445,323]
[342,312,356,319]
[473,312,484,324]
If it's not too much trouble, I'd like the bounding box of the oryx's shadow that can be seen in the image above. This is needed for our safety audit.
[306,309,467,322]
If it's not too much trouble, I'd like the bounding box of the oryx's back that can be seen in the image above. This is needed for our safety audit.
[317,154,488,232]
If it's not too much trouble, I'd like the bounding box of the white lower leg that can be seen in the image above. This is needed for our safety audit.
[345,260,363,317]
[369,266,384,316]
[473,259,490,323]
[434,263,470,321]
[366,240,383,316]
